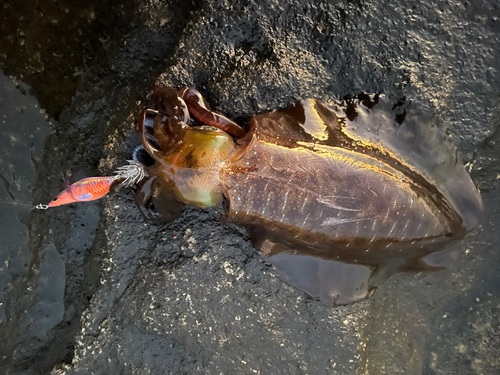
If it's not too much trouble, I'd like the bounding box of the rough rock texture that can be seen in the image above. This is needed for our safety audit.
[0,0,499,374]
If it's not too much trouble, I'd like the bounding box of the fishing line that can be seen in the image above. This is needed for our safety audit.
[0,200,48,209]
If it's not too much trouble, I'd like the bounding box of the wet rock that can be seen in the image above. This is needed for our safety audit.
[0,0,499,374]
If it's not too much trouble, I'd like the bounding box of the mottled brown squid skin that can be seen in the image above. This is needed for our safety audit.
[219,100,468,263]
[137,87,478,265]
[134,87,482,305]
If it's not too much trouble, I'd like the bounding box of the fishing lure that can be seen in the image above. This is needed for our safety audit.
[36,161,146,209]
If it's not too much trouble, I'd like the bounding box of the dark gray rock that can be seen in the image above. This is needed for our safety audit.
[0,0,499,374]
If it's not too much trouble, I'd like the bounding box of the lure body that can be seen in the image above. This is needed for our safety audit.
[44,161,146,208]
[48,176,118,207]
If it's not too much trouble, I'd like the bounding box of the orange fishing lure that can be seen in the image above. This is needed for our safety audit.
[47,176,118,207]
[36,161,146,209]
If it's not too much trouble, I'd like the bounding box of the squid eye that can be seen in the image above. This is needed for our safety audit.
[132,145,155,167]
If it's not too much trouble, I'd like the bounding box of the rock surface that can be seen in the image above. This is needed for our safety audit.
[0,0,499,374]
